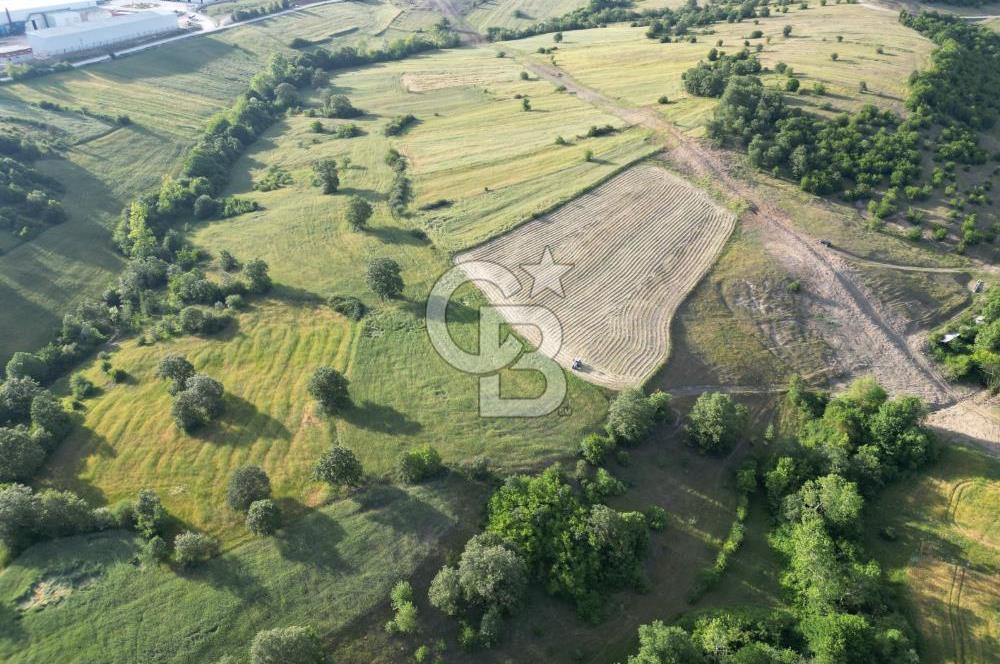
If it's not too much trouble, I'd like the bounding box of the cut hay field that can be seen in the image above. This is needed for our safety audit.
[503,4,932,133]
[0,479,479,664]
[0,0,434,368]
[455,164,735,389]
[866,445,1000,664]
[328,45,658,249]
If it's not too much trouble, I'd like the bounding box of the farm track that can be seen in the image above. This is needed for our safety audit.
[512,57,1000,455]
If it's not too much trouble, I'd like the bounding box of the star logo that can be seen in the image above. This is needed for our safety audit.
[520,247,573,298]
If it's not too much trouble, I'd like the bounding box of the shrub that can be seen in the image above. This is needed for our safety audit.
[243,258,272,294]
[645,505,668,531]
[428,565,462,616]
[246,499,281,536]
[70,373,96,399]
[579,433,616,466]
[311,159,339,194]
[249,626,326,664]
[398,445,444,483]
[327,295,366,320]
[174,530,218,567]
[227,465,272,511]
[143,535,170,563]
[384,114,417,136]
[313,445,363,487]
[308,366,350,414]
[658,95,669,104]
[134,488,166,538]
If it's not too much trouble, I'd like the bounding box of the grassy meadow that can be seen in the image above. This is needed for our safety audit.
[0,478,480,664]
[866,445,1000,664]
[502,4,932,133]
[0,0,436,367]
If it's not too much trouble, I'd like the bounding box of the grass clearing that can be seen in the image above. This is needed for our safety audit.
[0,479,479,664]
[866,444,1000,664]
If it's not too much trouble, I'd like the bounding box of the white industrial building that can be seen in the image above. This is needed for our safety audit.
[25,10,178,57]
[1,0,99,35]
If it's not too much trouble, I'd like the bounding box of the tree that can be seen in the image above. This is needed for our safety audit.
[627,621,704,664]
[172,390,205,432]
[783,24,792,37]
[522,97,532,112]
[218,250,240,272]
[0,377,41,424]
[345,196,373,231]
[782,473,864,533]
[250,626,327,664]
[606,389,657,445]
[366,258,404,299]
[30,392,72,443]
[457,533,528,612]
[0,483,40,550]
[579,433,616,466]
[428,565,462,616]
[172,374,225,432]
[686,392,748,454]
[134,489,166,538]
[244,258,273,294]
[227,465,272,511]
[5,352,47,382]
[174,530,218,567]
[246,499,281,536]
[0,426,44,482]
[313,444,363,487]
[312,159,339,194]
[157,355,195,395]
[308,367,350,414]
[193,194,219,220]
[830,52,839,61]
[554,31,563,43]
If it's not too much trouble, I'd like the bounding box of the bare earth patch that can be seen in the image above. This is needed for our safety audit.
[455,164,736,389]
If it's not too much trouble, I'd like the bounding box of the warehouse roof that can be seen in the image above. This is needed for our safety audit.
[1,0,96,21]
[25,10,175,39]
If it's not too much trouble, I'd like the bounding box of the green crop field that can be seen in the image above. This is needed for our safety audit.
[866,445,1000,664]
[0,0,435,368]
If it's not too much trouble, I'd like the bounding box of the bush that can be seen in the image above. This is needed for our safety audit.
[249,626,327,664]
[311,159,339,194]
[143,535,170,563]
[246,499,281,536]
[308,366,350,414]
[174,531,218,567]
[428,565,462,616]
[70,373,96,399]
[645,505,668,531]
[398,445,444,483]
[384,114,417,136]
[579,433,616,466]
[327,295,366,320]
[134,488,166,538]
[227,465,272,511]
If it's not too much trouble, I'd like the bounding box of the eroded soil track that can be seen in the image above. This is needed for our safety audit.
[518,57,1000,455]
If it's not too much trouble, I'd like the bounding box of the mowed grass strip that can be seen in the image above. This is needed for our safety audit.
[0,0,429,366]
[44,303,353,542]
[505,4,932,131]
[865,445,1000,664]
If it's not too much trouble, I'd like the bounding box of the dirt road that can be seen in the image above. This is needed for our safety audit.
[515,57,1000,456]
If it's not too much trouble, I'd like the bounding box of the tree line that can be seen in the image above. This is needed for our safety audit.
[0,128,66,242]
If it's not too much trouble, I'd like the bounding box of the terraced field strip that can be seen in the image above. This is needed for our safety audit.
[455,164,736,389]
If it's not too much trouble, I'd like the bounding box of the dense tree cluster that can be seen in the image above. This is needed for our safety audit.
[385,148,412,215]
[0,128,66,241]
[682,50,761,97]
[931,286,1000,385]
[623,377,934,663]
[0,374,72,483]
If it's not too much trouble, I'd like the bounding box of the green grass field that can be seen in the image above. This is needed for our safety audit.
[866,444,1000,664]
[0,478,481,664]
[0,0,436,368]
[503,4,931,133]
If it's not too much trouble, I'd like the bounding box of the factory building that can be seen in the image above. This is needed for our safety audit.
[0,0,98,36]
[25,10,178,57]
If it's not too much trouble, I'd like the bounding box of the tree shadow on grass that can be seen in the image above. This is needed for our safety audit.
[274,508,351,573]
[365,225,428,247]
[340,400,422,435]
[191,393,292,443]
